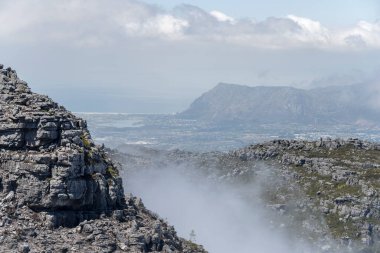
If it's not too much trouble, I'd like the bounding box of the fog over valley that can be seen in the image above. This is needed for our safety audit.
[1,0,380,252]
[125,162,307,253]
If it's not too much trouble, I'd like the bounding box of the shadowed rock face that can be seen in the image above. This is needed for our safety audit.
[0,65,207,253]
[0,66,125,223]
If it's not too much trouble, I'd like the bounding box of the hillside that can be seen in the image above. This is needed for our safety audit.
[111,139,380,252]
[179,83,380,126]
[233,138,380,249]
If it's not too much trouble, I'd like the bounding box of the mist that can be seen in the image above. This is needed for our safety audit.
[2,0,380,113]
[123,163,322,253]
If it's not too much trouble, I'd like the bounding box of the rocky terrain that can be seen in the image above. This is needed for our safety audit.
[111,138,380,252]
[233,138,380,252]
[179,82,380,126]
[0,65,206,253]
[5,63,379,252]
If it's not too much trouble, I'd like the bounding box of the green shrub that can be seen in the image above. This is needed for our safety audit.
[107,166,119,178]
[80,134,91,149]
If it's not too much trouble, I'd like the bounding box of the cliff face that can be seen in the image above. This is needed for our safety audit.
[0,65,125,226]
[0,65,206,253]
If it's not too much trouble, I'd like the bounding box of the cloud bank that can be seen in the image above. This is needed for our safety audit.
[1,0,379,50]
[125,165,315,253]
[1,0,379,113]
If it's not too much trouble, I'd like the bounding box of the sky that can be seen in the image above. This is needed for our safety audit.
[1,0,380,113]
[144,0,380,26]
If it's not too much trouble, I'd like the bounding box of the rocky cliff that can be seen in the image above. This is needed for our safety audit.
[0,65,206,253]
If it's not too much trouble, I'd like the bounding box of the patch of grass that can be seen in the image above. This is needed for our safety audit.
[270,143,380,243]
[325,213,358,238]
[106,166,119,178]
[291,144,380,165]
[80,134,92,149]
[362,169,380,180]
[333,183,361,197]
[183,240,205,252]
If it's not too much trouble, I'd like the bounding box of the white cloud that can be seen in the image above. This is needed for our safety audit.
[286,15,330,46]
[124,14,189,39]
[210,10,235,23]
[335,21,380,49]
[0,0,380,50]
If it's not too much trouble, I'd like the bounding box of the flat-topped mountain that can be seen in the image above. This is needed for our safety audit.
[179,83,380,126]
[0,65,206,253]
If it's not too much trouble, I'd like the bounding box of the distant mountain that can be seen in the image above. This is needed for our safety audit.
[179,83,380,126]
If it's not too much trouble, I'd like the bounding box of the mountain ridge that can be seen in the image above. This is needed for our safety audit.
[179,82,380,126]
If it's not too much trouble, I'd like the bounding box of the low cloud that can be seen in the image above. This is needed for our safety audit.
[365,74,380,110]
[1,0,380,50]
[1,0,379,113]
[124,165,310,253]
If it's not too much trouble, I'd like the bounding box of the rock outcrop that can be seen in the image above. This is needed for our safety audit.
[233,138,380,252]
[0,65,206,253]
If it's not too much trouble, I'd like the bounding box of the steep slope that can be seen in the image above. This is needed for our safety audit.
[179,83,380,125]
[111,139,380,252]
[0,65,206,253]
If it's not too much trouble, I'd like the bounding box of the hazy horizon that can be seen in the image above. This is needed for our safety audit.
[2,0,380,113]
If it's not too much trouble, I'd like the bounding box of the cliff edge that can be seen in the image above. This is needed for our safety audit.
[0,65,206,253]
